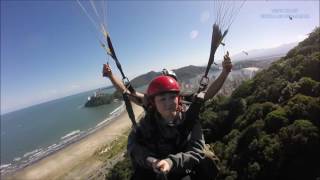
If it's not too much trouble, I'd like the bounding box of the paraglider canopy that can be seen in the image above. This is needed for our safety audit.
[199,0,246,92]
[242,51,249,55]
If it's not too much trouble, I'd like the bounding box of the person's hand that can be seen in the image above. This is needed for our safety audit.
[146,156,158,170]
[153,159,171,174]
[102,63,112,77]
[222,51,232,73]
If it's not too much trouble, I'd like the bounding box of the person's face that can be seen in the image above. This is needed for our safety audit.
[154,92,179,121]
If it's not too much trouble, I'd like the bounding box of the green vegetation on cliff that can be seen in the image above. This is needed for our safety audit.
[200,27,320,180]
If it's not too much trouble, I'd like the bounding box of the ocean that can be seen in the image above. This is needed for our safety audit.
[0,87,125,174]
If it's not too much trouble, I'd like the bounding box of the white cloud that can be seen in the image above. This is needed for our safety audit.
[200,11,210,23]
[190,30,199,39]
[296,34,308,41]
[48,89,58,94]
[269,42,283,48]
[70,84,80,90]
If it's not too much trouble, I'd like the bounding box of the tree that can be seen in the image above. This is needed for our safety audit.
[278,120,320,180]
[105,155,133,180]
[285,94,320,124]
[264,107,288,133]
[231,80,254,99]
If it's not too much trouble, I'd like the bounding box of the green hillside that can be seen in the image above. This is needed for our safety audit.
[200,27,320,180]
[105,27,320,180]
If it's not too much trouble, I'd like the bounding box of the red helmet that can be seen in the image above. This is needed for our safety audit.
[147,75,180,97]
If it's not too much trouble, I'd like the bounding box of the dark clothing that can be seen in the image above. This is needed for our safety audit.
[130,156,219,180]
[131,167,192,180]
[128,101,217,179]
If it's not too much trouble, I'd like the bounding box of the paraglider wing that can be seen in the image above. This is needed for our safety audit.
[198,0,246,92]
[242,51,249,55]
[76,0,137,128]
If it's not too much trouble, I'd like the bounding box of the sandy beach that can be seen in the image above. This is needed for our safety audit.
[4,104,144,180]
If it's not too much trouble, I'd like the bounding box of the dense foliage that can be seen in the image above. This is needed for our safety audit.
[200,27,320,180]
[105,155,133,180]
[106,27,320,179]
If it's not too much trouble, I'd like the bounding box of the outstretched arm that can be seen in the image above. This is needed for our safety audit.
[103,63,127,92]
[204,51,232,101]
[102,63,145,106]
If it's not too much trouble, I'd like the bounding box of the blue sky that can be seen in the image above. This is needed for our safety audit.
[1,0,319,114]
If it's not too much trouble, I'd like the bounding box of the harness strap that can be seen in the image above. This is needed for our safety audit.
[105,33,137,128]
[123,92,137,130]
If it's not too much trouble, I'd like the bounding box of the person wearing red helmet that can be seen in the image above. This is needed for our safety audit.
[146,75,181,122]
[126,53,232,180]
[127,75,210,179]
[102,52,232,180]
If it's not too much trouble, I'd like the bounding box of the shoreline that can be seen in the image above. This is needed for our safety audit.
[1,102,126,175]
[2,103,144,180]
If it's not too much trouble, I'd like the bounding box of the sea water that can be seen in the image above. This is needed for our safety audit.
[0,87,124,174]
